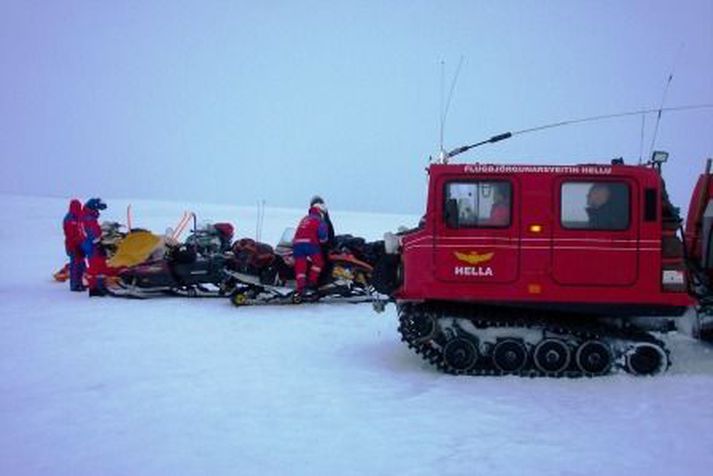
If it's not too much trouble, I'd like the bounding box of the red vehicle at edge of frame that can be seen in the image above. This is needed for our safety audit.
[373,151,713,377]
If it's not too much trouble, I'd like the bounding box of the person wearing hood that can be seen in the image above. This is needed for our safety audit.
[312,195,335,247]
[292,197,330,297]
[81,198,109,296]
[586,183,628,230]
[62,199,86,291]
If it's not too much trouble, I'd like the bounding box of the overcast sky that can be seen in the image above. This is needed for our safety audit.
[1,0,711,214]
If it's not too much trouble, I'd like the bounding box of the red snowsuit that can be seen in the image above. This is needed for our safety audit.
[63,199,86,290]
[292,206,329,293]
[487,202,510,226]
[81,205,108,292]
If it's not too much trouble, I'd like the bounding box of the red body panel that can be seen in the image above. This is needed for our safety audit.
[396,163,693,312]
[685,173,713,264]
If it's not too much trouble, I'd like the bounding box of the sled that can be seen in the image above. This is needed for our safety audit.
[53,263,70,282]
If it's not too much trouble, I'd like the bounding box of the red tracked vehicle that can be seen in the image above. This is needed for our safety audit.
[374,150,713,377]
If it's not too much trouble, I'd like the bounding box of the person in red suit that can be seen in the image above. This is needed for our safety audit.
[63,199,86,291]
[81,198,109,296]
[292,197,330,297]
[486,184,511,226]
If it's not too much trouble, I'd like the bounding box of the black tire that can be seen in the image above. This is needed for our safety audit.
[575,340,613,375]
[625,343,668,376]
[492,339,528,373]
[443,337,479,372]
[402,312,437,342]
[533,339,571,374]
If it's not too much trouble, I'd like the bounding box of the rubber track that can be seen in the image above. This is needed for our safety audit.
[397,304,670,378]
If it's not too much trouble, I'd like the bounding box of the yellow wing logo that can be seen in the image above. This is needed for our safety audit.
[454,251,494,265]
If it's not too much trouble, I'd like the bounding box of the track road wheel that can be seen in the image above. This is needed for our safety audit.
[231,292,248,307]
[402,312,437,343]
[291,292,303,305]
[443,337,479,372]
[625,343,669,376]
[533,338,571,375]
[492,339,528,373]
[575,340,612,376]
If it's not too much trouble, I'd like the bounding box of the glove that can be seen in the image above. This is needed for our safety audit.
[81,237,94,257]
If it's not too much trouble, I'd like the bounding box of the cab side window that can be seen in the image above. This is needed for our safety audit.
[445,181,512,228]
[561,181,629,230]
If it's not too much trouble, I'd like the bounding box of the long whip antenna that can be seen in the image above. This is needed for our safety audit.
[638,114,646,165]
[439,59,445,154]
[649,43,685,158]
[445,103,713,160]
[439,56,464,161]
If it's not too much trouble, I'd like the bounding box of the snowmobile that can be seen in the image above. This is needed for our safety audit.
[109,247,235,298]
[226,229,379,306]
[372,139,713,377]
[106,221,238,299]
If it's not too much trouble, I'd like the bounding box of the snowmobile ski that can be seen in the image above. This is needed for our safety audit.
[225,269,378,307]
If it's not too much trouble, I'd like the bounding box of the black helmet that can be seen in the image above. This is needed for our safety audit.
[310,195,325,207]
[85,197,107,211]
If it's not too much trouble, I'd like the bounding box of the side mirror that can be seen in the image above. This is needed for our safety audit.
[444,199,459,228]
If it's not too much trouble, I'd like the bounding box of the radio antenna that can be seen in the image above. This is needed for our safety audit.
[439,56,464,162]
[444,103,713,161]
[649,43,685,158]
[439,59,445,155]
[638,114,646,165]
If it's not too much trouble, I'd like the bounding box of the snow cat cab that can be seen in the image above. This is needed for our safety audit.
[373,151,710,377]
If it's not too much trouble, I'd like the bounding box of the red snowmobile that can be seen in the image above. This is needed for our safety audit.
[226,229,379,306]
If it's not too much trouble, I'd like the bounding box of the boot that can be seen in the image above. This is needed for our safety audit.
[88,287,107,297]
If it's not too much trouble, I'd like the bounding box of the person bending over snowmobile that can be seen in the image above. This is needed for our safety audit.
[63,199,86,291]
[311,195,335,247]
[293,198,330,297]
[81,198,109,297]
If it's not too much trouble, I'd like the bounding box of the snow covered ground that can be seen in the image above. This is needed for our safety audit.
[2,194,713,476]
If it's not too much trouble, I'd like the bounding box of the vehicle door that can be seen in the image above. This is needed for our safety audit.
[552,178,639,286]
[434,176,520,284]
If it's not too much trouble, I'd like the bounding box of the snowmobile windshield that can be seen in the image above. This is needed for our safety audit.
[278,227,296,248]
